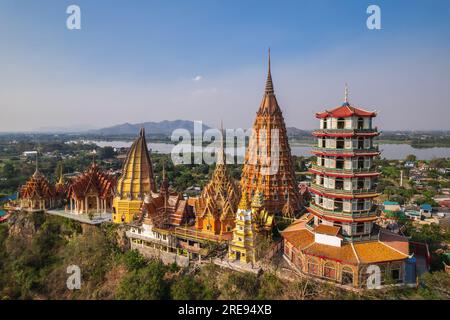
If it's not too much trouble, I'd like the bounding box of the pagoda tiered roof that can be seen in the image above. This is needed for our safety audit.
[19,170,55,200]
[67,162,115,200]
[315,102,376,119]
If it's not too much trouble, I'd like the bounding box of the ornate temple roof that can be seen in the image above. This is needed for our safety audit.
[54,165,67,197]
[238,190,251,211]
[316,84,376,119]
[141,173,189,228]
[315,103,376,119]
[116,128,156,200]
[67,162,115,199]
[19,170,55,200]
[195,131,241,222]
[240,50,301,216]
[282,215,410,265]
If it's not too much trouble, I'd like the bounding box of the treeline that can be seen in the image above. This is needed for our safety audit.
[1,212,449,300]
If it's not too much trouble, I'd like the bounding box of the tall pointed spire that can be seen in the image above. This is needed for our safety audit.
[217,120,226,165]
[265,48,274,94]
[35,152,39,174]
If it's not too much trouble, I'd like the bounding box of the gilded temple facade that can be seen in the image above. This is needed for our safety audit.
[113,128,156,223]
[240,51,301,217]
[67,161,115,215]
[194,134,241,236]
[19,169,56,211]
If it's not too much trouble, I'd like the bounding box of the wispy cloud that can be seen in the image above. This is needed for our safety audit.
[193,75,203,81]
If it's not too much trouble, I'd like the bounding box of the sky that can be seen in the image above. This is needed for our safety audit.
[0,0,449,132]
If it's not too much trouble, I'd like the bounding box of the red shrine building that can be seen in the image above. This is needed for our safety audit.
[282,88,416,289]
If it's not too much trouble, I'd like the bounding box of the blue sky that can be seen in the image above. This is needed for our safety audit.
[0,0,449,131]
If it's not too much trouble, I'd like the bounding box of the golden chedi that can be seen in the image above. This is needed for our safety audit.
[113,128,156,223]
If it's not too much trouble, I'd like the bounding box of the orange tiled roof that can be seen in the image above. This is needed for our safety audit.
[314,224,341,236]
[282,228,315,250]
[303,242,359,264]
[379,230,409,255]
[353,241,408,264]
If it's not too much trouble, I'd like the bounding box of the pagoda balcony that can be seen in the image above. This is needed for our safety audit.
[310,183,378,195]
[310,164,379,176]
[312,128,379,137]
[311,146,380,156]
[308,202,378,219]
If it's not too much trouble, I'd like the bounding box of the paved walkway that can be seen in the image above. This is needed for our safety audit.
[213,258,262,274]
[46,210,112,225]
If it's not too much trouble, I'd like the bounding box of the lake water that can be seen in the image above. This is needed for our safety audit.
[80,140,450,160]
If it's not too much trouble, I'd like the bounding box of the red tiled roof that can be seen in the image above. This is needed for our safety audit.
[316,103,376,119]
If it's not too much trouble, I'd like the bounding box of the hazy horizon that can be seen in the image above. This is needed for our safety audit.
[1,0,450,132]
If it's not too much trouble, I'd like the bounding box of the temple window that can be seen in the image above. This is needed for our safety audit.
[336,157,344,169]
[323,118,328,129]
[357,117,364,129]
[337,118,345,129]
[323,262,336,280]
[307,258,319,275]
[341,267,354,286]
[336,137,345,149]
[390,264,402,283]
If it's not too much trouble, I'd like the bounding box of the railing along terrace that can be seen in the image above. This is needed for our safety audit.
[309,203,377,218]
[310,183,378,195]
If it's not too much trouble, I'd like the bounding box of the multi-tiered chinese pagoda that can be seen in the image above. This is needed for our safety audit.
[282,87,413,288]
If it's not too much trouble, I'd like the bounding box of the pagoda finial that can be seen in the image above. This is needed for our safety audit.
[217,121,226,165]
[265,48,274,94]
[344,83,349,104]
[58,163,64,184]
[34,151,39,175]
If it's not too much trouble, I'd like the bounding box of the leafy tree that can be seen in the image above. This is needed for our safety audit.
[171,276,214,300]
[405,154,417,162]
[99,146,116,159]
[123,249,147,271]
[257,273,284,299]
[116,260,170,300]
[221,272,259,300]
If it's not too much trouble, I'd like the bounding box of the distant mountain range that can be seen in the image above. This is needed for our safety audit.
[91,120,211,136]
[30,120,313,139]
[84,121,313,139]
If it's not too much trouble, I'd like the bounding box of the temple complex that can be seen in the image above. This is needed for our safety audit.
[19,169,56,211]
[67,161,115,215]
[240,50,301,217]
[282,87,414,289]
[193,129,241,235]
[113,128,156,223]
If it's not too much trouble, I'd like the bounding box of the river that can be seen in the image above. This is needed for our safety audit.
[75,140,450,160]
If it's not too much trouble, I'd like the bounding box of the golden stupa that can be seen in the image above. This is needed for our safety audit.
[113,128,156,223]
